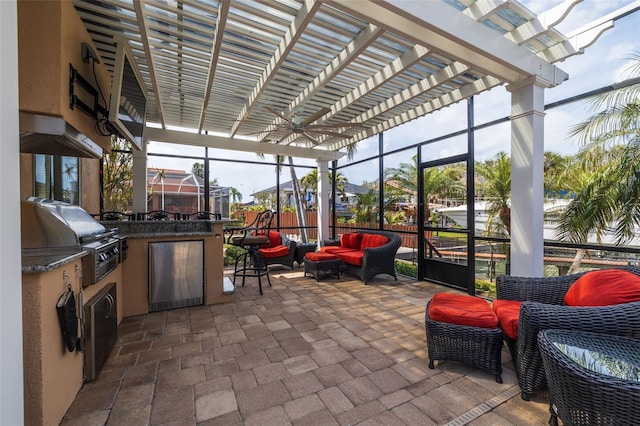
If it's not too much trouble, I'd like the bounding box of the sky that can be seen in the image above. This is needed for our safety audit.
[145,0,640,203]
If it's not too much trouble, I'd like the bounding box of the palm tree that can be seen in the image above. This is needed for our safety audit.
[476,151,511,236]
[286,156,309,242]
[229,187,242,203]
[334,172,348,201]
[384,155,464,220]
[300,169,318,210]
[557,54,640,253]
[476,151,512,274]
[299,169,348,210]
[353,189,379,226]
[155,169,166,210]
[543,151,575,199]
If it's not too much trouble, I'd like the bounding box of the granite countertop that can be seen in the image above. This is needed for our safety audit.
[125,231,216,239]
[22,248,87,273]
[101,219,226,238]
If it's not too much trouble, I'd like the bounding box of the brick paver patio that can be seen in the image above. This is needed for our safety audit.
[61,268,550,425]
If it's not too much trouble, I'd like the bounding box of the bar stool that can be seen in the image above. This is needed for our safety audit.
[227,210,274,295]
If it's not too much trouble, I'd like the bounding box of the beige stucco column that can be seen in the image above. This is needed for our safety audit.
[1,0,25,423]
[507,76,547,277]
[316,159,329,245]
[132,139,148,213]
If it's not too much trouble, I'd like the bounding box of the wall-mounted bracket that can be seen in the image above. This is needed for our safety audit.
[69,64,107,119]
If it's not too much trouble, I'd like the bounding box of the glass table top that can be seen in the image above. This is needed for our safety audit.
[547,330,640,382]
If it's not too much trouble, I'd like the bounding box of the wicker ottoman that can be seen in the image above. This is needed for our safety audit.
[426,293,503,383]
[304,252,341,281]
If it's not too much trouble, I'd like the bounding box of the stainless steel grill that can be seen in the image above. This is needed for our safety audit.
[21,198,121,286]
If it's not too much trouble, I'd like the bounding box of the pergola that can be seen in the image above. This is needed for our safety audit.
[0,2,636,420]
[67,0,638,276]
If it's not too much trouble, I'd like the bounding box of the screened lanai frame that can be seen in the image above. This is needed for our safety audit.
[139,74,640,293]
[74,0,640,280]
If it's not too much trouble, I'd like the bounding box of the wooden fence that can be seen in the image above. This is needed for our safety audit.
[242,210,420,248]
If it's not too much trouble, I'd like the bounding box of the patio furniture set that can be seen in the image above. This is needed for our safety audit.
[426,266,640,425]
[227,211,403,292]
[306,230,402,283]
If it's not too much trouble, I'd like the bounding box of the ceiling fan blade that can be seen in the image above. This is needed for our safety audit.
[301,131,321,145]
[276,129,294,142]
[301,107,331,127]
[305,122,363,130]
[265,106,295,125]
[306,130,353,138]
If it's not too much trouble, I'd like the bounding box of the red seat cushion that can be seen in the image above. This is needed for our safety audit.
[259,245,289,258]
[337,250,364,266]
[564,269,640,306]
[428,293,498,329]
[360,233,388,249]
[340,233,363,249]
[305,252,339,261]
[321,246,358,255]
[492,300,522,340]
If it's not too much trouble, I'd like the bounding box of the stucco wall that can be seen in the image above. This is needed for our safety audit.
[21,263,122,426]
[22,266,84,426]
[17,0,112,152]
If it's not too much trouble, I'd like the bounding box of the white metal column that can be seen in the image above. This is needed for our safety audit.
[316,159,329,245]
[0,0,25,423]
[132,140,148,213]
[507,76,546,277]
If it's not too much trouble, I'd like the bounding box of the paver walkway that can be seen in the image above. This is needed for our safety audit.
[61,268,550,425]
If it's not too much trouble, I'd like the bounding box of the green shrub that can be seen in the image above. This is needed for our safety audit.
[475,279,496,298]
[395,260,418,278]
[223,244,246,267]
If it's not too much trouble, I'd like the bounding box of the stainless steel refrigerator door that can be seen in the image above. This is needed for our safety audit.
[149,240,204,311]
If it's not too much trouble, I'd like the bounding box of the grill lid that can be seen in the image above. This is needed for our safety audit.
[21,198,106,249]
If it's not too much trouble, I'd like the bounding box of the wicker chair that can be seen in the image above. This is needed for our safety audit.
[496,266,640,400]
[259,233,297,270]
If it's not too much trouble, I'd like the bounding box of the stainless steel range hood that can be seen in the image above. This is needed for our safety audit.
[19,112,104,159]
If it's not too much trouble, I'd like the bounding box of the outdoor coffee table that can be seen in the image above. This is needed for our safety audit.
[538,329,640,426]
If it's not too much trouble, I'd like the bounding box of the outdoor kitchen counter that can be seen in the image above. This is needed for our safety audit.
[21,248,88,273]
[100,218,231,237]
[100,219,232,316]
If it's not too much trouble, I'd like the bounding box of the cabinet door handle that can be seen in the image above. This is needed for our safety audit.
[103,293,114,318]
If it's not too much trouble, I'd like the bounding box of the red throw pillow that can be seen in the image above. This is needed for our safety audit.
[428,293,498,329]
[564,269,640,306]
[360,233,388,249]
[267,231,281,248]
[492,300,522,340]
[340,233,363,249]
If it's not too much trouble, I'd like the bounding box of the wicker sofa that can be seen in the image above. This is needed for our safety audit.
[496,266,640,400]
[321,230,401,283]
